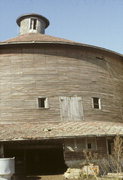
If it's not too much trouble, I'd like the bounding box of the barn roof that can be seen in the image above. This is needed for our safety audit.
[0,121,123,141]
[3,33,75,44]
[1,33,122,58]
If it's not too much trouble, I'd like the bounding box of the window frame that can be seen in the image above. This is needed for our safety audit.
[30,18,38,30]
[87,143,92,149]
[92,97,101,109]
[86,137,97,151]
[37,97,49,109]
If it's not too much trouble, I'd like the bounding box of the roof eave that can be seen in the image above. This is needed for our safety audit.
[1,134,123,142]
[0,41,123,58]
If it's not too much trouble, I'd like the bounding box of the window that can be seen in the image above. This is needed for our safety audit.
[30,18,37,30]
[87,143,92,149]
[92,97,101,109]
[108,140,114,155]
[86,138,97,150]
[38,98,49,108]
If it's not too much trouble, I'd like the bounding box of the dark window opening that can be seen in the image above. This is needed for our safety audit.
[38,98,46,108]
[30,18,37,30]
[33,19,37,29]
[87,143,92,149]
[92,97,101,109]
[108,140,114,155]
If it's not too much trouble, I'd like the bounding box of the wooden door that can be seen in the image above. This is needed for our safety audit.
[59,96,84,121]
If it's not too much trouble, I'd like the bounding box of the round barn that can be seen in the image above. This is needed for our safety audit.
[0,13,123,176]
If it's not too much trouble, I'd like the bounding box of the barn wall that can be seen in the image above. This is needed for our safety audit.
[0,45,123,123]
[64,137,107,168]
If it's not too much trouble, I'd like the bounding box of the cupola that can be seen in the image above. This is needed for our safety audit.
[16,13,50,35]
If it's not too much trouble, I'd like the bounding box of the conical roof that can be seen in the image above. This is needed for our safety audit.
[2,33,122,58]
[3,33,77,44]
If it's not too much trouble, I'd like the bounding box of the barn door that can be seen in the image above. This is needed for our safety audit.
[59,96,83,121]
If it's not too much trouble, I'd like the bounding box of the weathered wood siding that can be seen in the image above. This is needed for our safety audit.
[59,96,83,121]
[0,45,123,123]
[64,137,107,168]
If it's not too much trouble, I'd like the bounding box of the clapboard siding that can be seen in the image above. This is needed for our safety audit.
[64,137,107,168]
[0,45,123,123]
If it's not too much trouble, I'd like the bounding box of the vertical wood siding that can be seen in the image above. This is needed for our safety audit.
[59,96,83,121]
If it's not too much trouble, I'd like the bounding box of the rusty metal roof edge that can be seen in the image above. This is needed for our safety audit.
[0,41,122,58]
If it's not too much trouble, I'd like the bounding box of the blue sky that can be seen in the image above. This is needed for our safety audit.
[1,0,123,54]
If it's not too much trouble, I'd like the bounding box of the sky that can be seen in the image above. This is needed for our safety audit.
[0,0,123,54]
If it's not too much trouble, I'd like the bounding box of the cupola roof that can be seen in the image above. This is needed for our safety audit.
[16,13,50,35]
[16,13,49,28]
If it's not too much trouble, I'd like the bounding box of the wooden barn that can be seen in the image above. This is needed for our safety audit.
[0,13,123,176]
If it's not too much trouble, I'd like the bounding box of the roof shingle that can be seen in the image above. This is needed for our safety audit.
[1,121,123,141]
[3,33,76,44]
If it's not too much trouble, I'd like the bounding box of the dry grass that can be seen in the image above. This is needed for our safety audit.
[80,135,123,180]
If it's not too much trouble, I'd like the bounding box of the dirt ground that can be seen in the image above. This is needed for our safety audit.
[15,174,65,180]
[14,174,122,180]
[27,175,64,180]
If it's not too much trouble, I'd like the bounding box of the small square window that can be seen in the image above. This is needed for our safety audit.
[38,98,49,108]
[86,138,97,150]
[92,97,101,109]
